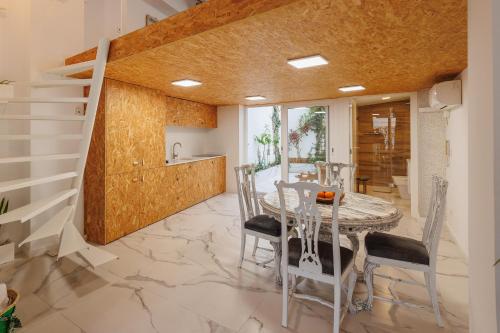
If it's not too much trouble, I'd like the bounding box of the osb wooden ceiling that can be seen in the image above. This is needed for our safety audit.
[67,0,467,106]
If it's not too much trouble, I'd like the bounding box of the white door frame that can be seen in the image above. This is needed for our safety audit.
[281,102,331,182]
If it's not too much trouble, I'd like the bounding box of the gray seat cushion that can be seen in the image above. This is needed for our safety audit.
[288,238,354,276]
[365,232,429,265]
[244,215,281,237]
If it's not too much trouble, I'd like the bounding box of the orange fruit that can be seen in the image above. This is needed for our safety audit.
[324,192,334,199]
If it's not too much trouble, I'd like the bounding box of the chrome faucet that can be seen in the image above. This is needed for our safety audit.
[172,142,182,160]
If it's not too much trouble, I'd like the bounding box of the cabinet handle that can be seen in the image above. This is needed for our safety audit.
[132,177,139,183]
[141,159,145,166]
[141,175,145,182]
[133,160,140,166]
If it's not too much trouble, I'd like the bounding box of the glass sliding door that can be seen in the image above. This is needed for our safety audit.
[246,105,282,193]
[283,105,329,182]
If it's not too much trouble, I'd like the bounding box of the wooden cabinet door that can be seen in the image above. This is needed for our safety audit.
[141,167,170,226]
[105,171,143,243]
[106,80,166,175]
[165,96,217,128]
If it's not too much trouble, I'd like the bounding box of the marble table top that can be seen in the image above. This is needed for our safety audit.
[260,190,403,234]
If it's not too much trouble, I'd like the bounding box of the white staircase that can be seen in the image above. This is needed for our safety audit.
[0,39,117,268]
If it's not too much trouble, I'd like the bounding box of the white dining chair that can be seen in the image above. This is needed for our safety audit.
[276,180,357,333]
[235,164,282,281]
[363,175,448,327]
[315,162,356,188]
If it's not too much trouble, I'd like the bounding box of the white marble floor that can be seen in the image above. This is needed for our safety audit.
[1,192,468,333]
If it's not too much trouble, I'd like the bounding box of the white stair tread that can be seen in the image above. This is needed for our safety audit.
[45,60,95,76]
[0,172,77,192]
[0,188,78,224]
[18,205,74,247]
[58,222,88,258]
[0,153,81,164]
[0,115,85,121]
[0,134,83,141]
[0,97,88,104]
[28,79,92,87]
[78,245,118,269]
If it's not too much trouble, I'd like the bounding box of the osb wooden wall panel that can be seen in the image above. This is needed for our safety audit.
[166,96,217,128]
[66,0,298,66]
[66,0,467,106]
[84,87,106,244]
[106,79,166,175]
[356,100,411,187]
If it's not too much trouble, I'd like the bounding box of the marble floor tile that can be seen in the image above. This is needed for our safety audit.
[0,191,469,332]
[18,312,82,333]
[62,283,235,333]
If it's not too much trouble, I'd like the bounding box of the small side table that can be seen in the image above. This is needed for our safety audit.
[356,176,370,194]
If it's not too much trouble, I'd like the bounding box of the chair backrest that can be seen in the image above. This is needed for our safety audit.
[314,161,329,185]
[276,180,342,279]
[314,162,356,189]
[422,175,448,266]
[235,164,260,224]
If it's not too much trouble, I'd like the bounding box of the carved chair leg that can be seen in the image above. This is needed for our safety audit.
[333,283,341,333]
[291,274,297,292]
[252,236,259,256]
[363,260,378,310]
[239,233,246,268]
[281,263,289,327]
[271,241,282,284]
[425,271,444,327]
[347,269,357,313]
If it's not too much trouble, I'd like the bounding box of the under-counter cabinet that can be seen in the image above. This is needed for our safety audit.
[84,79,225,244]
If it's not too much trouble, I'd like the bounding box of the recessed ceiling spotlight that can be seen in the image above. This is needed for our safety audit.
[245,96,266,101]
[172,79,202,87]
[287,55,328,69]
[382,96,391,100]
[338,85,366,93]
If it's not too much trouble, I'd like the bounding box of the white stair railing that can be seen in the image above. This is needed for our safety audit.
[0,39,117,268]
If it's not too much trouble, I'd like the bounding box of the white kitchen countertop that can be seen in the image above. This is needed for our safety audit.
[165,154,225,167]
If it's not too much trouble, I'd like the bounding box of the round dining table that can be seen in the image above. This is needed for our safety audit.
[260,190,403,282]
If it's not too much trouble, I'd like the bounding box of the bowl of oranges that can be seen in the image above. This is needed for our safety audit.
[316,191,345,205]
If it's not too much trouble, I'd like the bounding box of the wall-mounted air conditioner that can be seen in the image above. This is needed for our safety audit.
[419,80,462,113]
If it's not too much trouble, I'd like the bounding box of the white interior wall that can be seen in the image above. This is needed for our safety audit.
[417,110,446,216]
[409,92,419,218]
[84,0,175,49]
[444,69,469,256]
[28,0,85,254]
[0,0,32,249]
[207,105,244,193]
[124,0,174,34]
[165,127,214,161]
[84,0,121,49]
[468,0,498,331]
